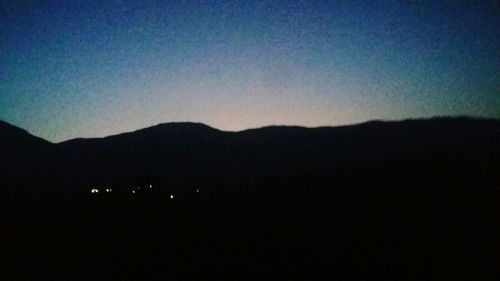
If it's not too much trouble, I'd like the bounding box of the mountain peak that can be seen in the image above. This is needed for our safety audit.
[150,122,218,131]
[128,122,221,136]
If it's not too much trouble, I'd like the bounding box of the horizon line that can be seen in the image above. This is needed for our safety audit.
[2,115,498,144]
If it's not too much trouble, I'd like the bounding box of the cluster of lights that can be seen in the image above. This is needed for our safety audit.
[90,184,200,200]
[90,188,113,194]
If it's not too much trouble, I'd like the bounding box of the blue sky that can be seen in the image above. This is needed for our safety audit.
[1,0,498,142]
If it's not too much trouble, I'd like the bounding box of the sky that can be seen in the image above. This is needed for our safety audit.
[0,0,498,142]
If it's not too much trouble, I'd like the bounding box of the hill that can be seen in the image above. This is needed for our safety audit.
[1,117,500,280]
[2,117,499,195]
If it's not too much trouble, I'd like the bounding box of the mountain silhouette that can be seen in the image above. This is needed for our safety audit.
[0,120,51,151]
[2,117,500,195]
[0,121,53,191]
[2,117,500,281]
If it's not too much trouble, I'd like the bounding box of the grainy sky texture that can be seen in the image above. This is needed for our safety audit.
[0,0,498,142]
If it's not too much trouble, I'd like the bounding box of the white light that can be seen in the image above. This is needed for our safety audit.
[132,190,135,194]
[170,195,174,199]
[196,189,199,193]
[149,184,152,188]
[91,188,99,194]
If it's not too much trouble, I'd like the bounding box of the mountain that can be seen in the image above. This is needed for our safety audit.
[0,121,54,190]
[2,116,500,196]
[0,120,51,150]
[2,117,500,281]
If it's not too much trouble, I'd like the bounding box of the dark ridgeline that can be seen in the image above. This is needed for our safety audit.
[1,117,500,280]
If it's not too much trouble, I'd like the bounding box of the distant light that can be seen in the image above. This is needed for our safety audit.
[196,189,199,193]
[149,184,152,188]
[170,195,174,199]
[132,190,136,194]
[91,188,99,194]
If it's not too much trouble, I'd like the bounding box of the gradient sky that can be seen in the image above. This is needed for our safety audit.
[1,0,498,142]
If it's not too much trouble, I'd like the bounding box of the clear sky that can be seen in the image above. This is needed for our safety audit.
[1,0,498,142]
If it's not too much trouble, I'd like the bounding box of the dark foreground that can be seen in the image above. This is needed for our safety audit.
[2,167,498,281]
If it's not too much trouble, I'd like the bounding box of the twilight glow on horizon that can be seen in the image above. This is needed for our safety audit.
[0,0,498,142]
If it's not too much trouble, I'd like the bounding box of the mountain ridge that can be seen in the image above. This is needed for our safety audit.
[0,120,52,146]
[1,116,499,196]
[2,116,499,144]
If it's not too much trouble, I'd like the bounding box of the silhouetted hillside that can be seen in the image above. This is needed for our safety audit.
[0,120,52,155]
[0,121,54,191]
[2,117,499,195]
[1,117,500,281]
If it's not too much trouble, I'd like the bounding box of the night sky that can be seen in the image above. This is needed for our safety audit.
[1,0,498,142]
